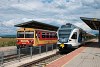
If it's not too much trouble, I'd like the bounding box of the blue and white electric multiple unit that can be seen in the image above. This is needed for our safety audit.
[57,23,86,52]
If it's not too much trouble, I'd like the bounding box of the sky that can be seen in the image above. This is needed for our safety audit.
[0,0,100,35]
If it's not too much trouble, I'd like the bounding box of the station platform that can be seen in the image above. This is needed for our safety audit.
[46,39,100,67]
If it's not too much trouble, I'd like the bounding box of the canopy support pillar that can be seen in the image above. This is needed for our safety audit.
[99,27,100,47]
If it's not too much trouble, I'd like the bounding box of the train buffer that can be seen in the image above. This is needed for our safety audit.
[46,39,100,67]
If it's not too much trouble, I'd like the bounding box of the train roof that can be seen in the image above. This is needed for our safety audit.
[14,20,59,31]
[85,32,95,36]
[65,23,86,32]
[80,17,100,30]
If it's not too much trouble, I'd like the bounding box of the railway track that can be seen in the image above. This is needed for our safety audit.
[19,49,75,67]
[0,45,76,67]
[19,52,62,67]
[0,45,57,65]
[0,54,27,64]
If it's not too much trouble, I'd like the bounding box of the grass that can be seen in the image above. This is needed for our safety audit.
[0,38,16,47]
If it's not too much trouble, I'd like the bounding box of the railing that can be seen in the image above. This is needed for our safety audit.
[0,52,4,66]
[0,44,58,66]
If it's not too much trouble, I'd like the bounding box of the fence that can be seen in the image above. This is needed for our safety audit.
[0,44,58,66]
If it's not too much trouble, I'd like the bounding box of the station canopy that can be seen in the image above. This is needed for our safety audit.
[14,20,59,31]
[80,17,100,30]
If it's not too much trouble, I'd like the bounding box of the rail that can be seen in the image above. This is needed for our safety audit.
[19,47,75,67]
[19,52,61,67]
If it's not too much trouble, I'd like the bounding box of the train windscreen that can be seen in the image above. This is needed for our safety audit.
[17,31,24,38]
[17,31,34,38]
[58,25,72,43]
[25,31,34,38]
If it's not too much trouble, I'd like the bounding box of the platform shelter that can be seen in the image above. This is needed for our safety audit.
[15,20,59,31]
[80,17,100,46]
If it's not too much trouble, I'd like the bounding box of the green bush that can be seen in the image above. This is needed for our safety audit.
[0,38,16,47]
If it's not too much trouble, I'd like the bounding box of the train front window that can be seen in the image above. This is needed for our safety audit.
[25,31,34,38]
[58,30,70,38]
[17,32,24,38]
[71,32,77,39]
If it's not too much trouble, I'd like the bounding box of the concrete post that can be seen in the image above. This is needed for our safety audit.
[30,47,32,58]
[39,46,41,55]
[52,44,53,51]
[18,48,20,62]
[1,52,4,66]
[99,27,100,47]
[46,45,48,53]
[56,44,58,51]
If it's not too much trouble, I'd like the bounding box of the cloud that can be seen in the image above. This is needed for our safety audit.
[0,18,34,35]
[0,0,100,35]
[11,1,43,10]
[0,27,16,35]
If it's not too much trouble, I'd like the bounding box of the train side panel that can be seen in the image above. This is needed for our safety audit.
[16,28,57,48]
[34,30,57,46]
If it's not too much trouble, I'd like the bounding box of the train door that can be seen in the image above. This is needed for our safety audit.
[78,32,82,43]
[35,30,41,46]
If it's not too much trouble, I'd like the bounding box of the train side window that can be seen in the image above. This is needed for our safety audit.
[52,33,57,38]
[54,33,57,38]
[42,33,45,38]
[46,33,49,38]
[50,33,52,38]
[71,32,77,39]
[52,33,55,38]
